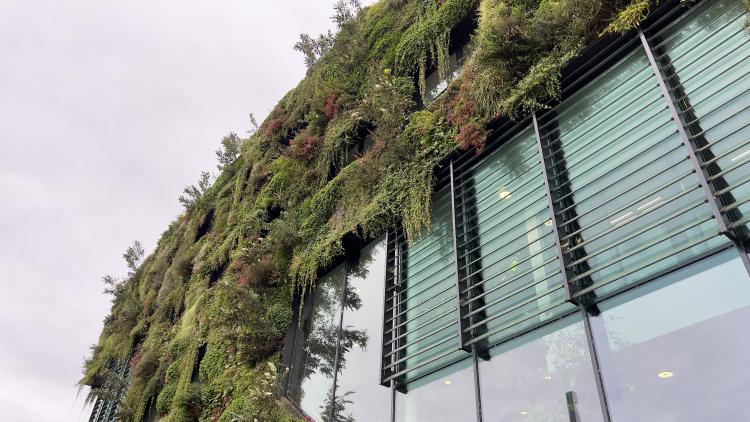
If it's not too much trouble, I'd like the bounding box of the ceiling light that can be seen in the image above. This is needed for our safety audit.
[498,190,511,199]
[637,197,663,212]
[657,371,674,379]
[443,380,452,385]
[544,219,553,227]
[610,212,635,226]
[544,375,552,380]
[520,411,529,416]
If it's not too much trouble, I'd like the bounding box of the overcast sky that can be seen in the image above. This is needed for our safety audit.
[0,1,375,420]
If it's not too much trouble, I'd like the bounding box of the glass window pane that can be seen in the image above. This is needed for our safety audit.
[479,315,603,422]
[333,238,391,422]
[539,45,727,299]
[395,359,476,421]
[590,247,750,421]
[465,127,573,348]
[657,0,750,231]
[287,264,347,420]
[400,187,468,384]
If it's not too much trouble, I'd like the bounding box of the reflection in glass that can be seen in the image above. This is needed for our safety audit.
[332,238,391,422]
[479,315,602,422]
[395,359,476,422]
[468,127,573,348]
[591,247,750,421]
[288,265,347,420]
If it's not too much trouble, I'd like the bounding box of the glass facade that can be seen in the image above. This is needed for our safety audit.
[285,0,750,421]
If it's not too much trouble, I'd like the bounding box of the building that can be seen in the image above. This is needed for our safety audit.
[280,0,750,420]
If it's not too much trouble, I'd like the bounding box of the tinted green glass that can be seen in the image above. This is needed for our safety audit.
[395,359,476,422]
[399,187,467,384]
[540,46,727,300]
[658,0,750,231]
[464,127,572,348]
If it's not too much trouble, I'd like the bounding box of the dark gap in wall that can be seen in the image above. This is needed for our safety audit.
[191,344,207,383]
[194,208,215,242]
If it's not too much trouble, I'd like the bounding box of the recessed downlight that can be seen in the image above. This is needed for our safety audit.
[498,190,511,199]
[520,411,529,416]
[443,380,453,385]
[657,371,674,379]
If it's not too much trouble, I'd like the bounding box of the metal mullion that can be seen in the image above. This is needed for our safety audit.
[462,256,559,300]
[533,113,577,301]
[581,306,613,422]
[565,188,702,256]
[650,0,743,50]
[572,229,721,298]
[380,231,397,386]
[542,80,660,167]
[450,159,471,349]
[639,28,730,234]
[463,273,562,321]
[458,215,552,272]
[461,237,556,285]
[571,213,711,281]
[555,136,684,219]
[560,167,693,240]
[734,239,750,276]
[463,298,569,347]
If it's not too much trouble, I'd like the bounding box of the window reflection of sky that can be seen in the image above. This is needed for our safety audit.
[592,249,750,421]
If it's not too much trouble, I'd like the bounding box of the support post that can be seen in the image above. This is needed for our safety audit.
[638,28,730,236]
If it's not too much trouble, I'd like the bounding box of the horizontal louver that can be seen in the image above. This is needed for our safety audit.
[454,127,574,349]
[381,188,468,386]
[656,0,750,233]
[537,40,728,301]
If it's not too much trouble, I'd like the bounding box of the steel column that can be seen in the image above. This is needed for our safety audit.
[580,306,613,422]
[638,28,731,236]
[449,159,471,349]
[533,113,576,301]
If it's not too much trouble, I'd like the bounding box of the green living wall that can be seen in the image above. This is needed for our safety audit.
[80,0,716,420]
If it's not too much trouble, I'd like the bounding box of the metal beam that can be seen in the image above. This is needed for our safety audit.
[449,159,472,350]
[638,28,730,236]
[533,114,576,301]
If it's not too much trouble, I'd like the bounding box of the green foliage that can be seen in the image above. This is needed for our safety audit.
[602,0,650,34]
[82,0,653,420]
